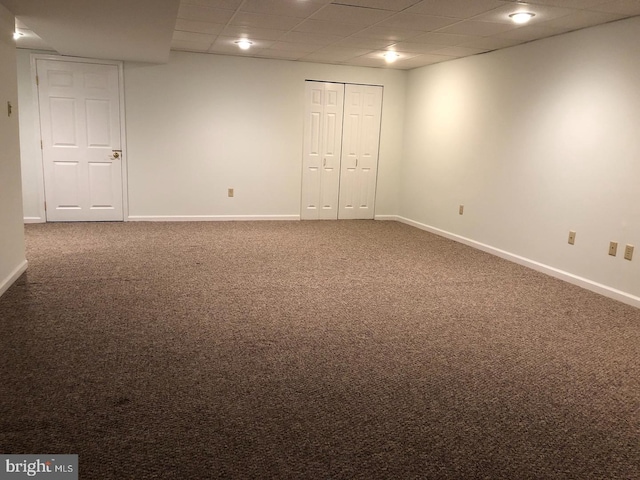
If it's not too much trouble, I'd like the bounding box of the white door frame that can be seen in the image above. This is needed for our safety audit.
[30,54,128,222]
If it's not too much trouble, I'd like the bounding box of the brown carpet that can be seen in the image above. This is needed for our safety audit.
[0,220,638,479]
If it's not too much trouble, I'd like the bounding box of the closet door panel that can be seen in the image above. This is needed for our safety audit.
[339,84,383,220]
[301,82,344,220]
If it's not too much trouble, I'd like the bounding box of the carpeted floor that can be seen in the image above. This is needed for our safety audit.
[0,220,638,479]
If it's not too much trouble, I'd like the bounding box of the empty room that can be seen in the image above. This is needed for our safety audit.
[0,0,638,478]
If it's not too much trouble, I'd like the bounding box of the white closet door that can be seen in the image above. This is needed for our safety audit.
[339,84,383,220]
[301,82,345,220]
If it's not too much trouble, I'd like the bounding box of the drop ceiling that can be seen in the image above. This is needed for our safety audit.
[7,0,640,69]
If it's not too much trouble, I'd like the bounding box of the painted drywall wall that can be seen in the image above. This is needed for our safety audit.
[401,16,640,303]
[0,2,27,296]
[123,52,405,219]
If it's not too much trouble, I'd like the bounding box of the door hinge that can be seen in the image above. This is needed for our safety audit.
[36,75,39,86]
[44,201,47,211]
[40,140,43,149]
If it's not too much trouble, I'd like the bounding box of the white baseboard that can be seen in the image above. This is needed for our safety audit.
[374,215,398,221]
[127,214,300,222]
[24,217,45,224]
[0,260,28,298]
[390,215,640,309]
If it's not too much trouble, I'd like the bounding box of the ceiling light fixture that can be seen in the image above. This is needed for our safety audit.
[235,40,253,50]
[509,12,535,24]
[13,31,24,40]
[383,51,400,63]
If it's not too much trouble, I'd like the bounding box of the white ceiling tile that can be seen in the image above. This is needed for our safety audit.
[406,0,507,19]
[458,36,524,49]
[522,0,607,8]
[540,10,626,29]
[181,0,243,8]
[278,30,344,45]
[301,47,373,62]
[253,49,308,60]
[352,25,425,41]
[269,41,322,53]
[329,0,424,11]
[492,24,569,41]
[590,0,640,15]
[393,53,457,68]
[221,25,288,41]
[330,36,397,49]
[239,0,325,18]
[377,12,461,31]
[436,20,517,36]
[311,45,373,55]
[167,0,640,69]
[309,4,394,26]
[175,19,225,35]
[294,19,365,36]
[387,41,446,53]
[230,12,303,30]
[173,30,217,43]
[209,35,276,52]
[409,32,482,45]
[430,45,490,56]
[471,3,574,24]
[359,50,423,61]
[177,5,235,23]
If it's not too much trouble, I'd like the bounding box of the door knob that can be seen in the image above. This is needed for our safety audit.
[112,150,122,159]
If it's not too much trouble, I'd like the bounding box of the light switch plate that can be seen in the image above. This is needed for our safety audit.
[624,244,634,261]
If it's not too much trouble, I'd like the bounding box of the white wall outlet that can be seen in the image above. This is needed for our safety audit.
[459,205,464,215]
[228,188,234,198]
[624,244,634,261]
[609,241,618,256]
[568,231,576,245]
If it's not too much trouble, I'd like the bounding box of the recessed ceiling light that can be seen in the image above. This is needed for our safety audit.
[383,51,400,63]
[13,31,24,40]
[509,12,535,24]
[234,40,253,50]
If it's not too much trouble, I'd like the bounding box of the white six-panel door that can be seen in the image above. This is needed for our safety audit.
[301,81,383,221]
[339,84,383,220]
[37,59,124,222]
[301,82,345,220]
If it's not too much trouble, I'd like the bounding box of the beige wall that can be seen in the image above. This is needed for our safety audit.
[401,16,640,305]
[123,52,406,219]
[0,2,26,296]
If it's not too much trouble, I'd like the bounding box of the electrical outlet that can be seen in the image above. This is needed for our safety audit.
[624,244,634,261]
[459,205,464,215]
[568,231,576,245]
[228,188,234,198]
[609,241,618,257]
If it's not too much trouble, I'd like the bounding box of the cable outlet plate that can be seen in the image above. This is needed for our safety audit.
[624,244,634,261]
[459,205,464,215]
[568,231,576,245]
[228,188,234,198]
[609,241,618,256]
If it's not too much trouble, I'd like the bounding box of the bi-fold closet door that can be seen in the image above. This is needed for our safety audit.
[301,81,383,220]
